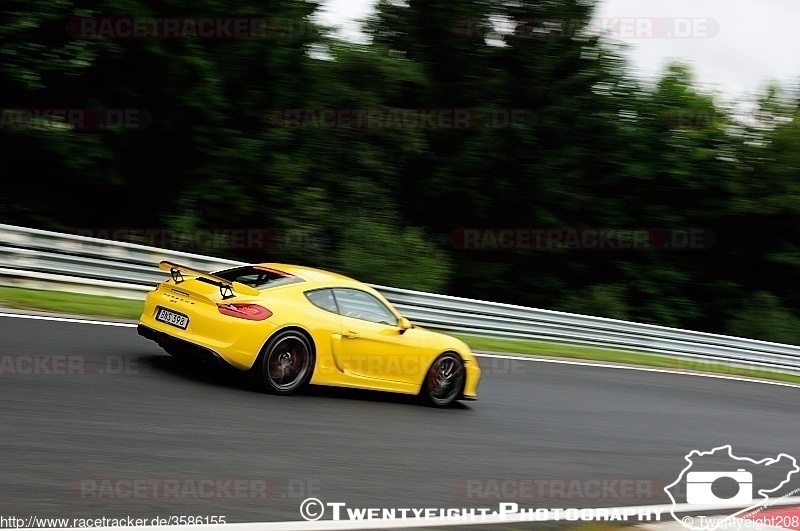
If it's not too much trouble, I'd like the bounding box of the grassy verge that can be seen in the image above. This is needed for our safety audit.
[0,286,797,385]
[0,286,144,320]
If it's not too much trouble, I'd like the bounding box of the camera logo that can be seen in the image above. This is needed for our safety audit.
[686,469,753,506]
[665,445,798,531]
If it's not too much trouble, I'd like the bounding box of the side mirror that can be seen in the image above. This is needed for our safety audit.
[398,317,412,333]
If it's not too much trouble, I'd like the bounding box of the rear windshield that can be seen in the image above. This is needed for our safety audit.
[213,266,304,290]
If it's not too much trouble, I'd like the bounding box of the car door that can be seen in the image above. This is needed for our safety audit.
[332,288,423,385]
[301,287,346,379]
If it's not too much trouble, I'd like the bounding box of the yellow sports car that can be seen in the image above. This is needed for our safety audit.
[137,261,480,407]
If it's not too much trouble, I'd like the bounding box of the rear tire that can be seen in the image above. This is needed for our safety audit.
[420,352,465,407]
[259,330,315,395]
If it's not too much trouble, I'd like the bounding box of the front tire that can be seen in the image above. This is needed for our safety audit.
[420,352,465,407]
[259,331,315,395]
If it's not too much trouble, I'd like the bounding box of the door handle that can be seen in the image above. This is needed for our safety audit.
[343,330,360,338]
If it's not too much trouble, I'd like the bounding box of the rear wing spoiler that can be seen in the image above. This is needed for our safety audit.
[158,261,260,300]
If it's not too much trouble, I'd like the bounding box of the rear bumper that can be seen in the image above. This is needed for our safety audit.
[138,324,231,368]
[139,287,277,370]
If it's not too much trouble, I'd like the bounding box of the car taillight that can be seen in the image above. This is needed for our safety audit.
[217,303,272,320]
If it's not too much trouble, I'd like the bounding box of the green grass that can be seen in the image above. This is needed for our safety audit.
[0,286,798,386]
[0,286,144,320]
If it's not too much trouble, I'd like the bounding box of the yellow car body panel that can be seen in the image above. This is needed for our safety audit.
[138,262,480,402]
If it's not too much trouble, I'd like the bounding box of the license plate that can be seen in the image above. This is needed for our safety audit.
[155,307,189,330]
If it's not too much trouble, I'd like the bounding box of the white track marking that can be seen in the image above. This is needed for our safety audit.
[475,352,800,389]
[0,311,798,388]
[0,311,136,327]
[21,497,800,530]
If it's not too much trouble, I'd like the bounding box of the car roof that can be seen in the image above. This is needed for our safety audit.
[254,263,362,286]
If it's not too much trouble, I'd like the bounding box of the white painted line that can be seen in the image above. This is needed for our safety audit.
[0,310,798,389]
[21,497,800,531]
[475,352,800,389]
[0,312,136,327]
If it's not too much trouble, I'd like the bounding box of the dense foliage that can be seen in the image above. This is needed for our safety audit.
[2,0,799,343]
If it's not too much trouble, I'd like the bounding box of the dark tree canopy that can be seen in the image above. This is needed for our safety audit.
[2,0,799,344]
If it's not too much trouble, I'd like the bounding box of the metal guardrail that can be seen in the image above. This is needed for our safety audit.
[2,223,800,374]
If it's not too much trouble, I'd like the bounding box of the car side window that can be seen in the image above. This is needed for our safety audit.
[332,289,398,326]
[305,288,339,314]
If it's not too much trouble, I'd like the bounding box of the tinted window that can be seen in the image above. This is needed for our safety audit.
[214,266,304,290]
[333,288,398,326]
[305,288,338,313]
